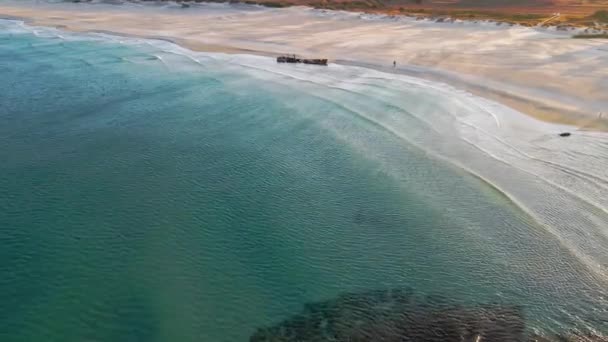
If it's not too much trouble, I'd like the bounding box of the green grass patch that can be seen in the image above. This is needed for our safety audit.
[573,33,608,39]
[396,9,545,22]
[591,10,608,23]
[261,1,289,7]
[451,11,544,20]
[324,1,379,10]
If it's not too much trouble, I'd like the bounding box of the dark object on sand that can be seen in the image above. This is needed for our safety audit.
[559,132,572,137]
[302,58,329,65]
[277,55,328,65]
[277,55,300,63]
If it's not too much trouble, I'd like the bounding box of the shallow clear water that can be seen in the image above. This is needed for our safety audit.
[0,20,606,341]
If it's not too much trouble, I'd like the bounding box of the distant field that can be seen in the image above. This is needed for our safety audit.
[144,0,608,27]
[279,0,607,26]
[235,0,608,14]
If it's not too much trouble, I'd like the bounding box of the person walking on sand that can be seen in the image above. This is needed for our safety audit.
[393,60,396,68]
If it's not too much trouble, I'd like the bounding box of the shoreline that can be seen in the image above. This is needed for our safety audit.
[334,59,608,132]
[3,10,608,313]
[3,18,608,339]
[1,1,607,131]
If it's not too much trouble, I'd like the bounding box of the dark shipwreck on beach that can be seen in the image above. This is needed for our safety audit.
[277,55,328,65]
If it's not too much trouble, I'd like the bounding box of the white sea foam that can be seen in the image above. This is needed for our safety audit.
[217,54,608,283]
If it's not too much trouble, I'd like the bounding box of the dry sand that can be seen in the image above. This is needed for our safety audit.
[1,0,607,129]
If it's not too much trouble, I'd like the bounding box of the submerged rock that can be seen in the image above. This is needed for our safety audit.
[250,288,526,341]
[251,288,607,341]
[531,333,608,342]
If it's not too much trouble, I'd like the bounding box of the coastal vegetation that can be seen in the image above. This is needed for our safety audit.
[591,9,608,23]
[394,9,546,24]
[133,0,608,29]
[570,10,608,38]
[573,32,608,38]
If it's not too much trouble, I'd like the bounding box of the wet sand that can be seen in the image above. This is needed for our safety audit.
[0,1,607,129]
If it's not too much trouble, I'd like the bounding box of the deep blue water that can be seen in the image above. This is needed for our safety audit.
[0,20,606,341]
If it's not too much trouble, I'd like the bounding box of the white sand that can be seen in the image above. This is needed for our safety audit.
[1,0,607,128]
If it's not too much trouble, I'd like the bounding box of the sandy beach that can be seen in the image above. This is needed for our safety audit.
[0,0,607,129]
[2,3,608,338]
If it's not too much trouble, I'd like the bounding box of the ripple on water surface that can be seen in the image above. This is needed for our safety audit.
[0,20,606,341]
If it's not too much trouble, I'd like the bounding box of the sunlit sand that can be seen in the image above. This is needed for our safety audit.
[1,0,607,129]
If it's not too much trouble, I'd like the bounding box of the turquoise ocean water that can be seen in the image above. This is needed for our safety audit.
[0,20,606,341]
